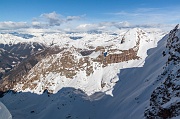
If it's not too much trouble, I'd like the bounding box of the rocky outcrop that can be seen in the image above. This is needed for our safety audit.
[104,48,139,64]
[145,24,180,119]
[80,50,95,56]
[95,32,141,65]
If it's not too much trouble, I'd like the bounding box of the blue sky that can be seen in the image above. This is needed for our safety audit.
[0,0,180,32]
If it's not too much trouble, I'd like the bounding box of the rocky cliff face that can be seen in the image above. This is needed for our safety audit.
[145,24,180,119]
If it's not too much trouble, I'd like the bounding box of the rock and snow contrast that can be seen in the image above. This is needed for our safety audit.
[0,25,179,119]
[144,25,180,118]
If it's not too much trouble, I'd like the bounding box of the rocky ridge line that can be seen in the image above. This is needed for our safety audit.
[145,24,180,119]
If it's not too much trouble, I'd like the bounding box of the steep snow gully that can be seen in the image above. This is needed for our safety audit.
[0,25,179,119]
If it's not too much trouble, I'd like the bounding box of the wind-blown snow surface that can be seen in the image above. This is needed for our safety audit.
[1,27,178,119]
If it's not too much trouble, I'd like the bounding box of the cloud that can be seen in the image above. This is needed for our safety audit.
[99,21,130,29]
[112,11,140,16]
[0,11,176,33]
[66,16,81,22]
[136,8,161,13]
[31,21,50,29]
[40,11,63,26]
[74,21,176,33]
[0,21,29,30]
[109,7,180,24]
[75,21,130,32]
[38,12,84,27]
[0,12,85,32]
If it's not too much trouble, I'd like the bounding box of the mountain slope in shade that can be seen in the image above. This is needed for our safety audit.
[0,26,179,119]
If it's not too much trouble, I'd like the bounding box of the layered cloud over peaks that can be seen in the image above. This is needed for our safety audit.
[75,21,130,32]
[0,12,84,31]
[0,21,29,30]
[100,21,130,29]
[0,11,175,33]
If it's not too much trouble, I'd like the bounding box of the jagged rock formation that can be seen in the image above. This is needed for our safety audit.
[144,24,180,119]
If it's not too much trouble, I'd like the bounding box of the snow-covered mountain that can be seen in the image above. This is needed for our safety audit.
[0,28,164,96]
[0,26,179,119]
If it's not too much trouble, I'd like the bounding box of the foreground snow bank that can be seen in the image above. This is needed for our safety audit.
[0,101,12,119]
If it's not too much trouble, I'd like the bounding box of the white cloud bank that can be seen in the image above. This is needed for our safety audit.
[109,7,180,24]
[0,21,29,30]
[0,10,177,33]
[75,21,130,32]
